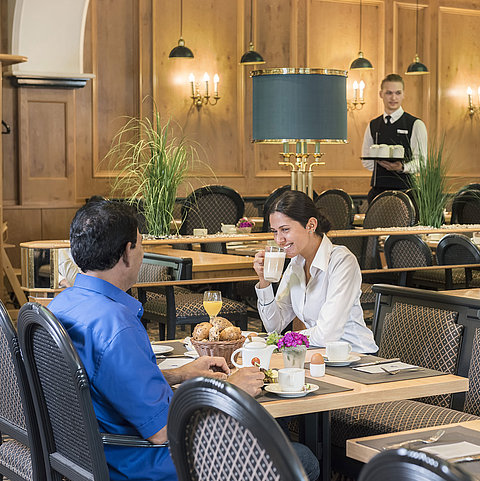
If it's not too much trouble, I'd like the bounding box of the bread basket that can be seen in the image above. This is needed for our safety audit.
[191,337,246,368]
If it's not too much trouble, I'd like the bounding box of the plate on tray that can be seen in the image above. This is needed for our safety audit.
[324,354,361,367]
[264,383,319,398]
[151,344,174,355]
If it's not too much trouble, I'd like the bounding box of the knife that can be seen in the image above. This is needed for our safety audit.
[449,453,480,464]
[351,358,401,368]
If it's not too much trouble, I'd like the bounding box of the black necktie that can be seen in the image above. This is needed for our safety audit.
[385,115,392,124]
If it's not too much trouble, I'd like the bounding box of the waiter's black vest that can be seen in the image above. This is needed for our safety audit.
[369,112,417,189]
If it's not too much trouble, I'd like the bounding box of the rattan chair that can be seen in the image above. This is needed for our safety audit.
[17,303,165,481]
[0,301,45,481]
[168,376,309,481]
[138,253,248,340]
[180,185,244,254]
[451,187,480,224]
[358,448,473,481]
[315,189,354,230]
[436,234,480,289]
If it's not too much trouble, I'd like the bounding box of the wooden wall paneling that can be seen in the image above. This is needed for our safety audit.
[437,5,480,178]
[41,208,77,240]
[153,0,244,196]
[17,88,76,205]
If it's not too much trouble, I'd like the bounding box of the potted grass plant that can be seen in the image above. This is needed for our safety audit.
[408,139,451,228]
[106,110,195,237]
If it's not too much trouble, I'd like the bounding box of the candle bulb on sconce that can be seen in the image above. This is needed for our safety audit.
[467,86,480,118]
[348,80,366,111]
[188,72,221,109]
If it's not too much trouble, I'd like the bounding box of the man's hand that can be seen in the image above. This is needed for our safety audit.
[228,367,264,397]
[161,356,230,385]
[377,160,403,172]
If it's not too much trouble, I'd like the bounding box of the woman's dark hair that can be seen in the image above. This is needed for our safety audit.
[70,200,139,272]
[268,190,331,235]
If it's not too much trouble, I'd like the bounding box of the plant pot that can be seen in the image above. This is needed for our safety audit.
[236,227,252,234]
[281,345,307,368]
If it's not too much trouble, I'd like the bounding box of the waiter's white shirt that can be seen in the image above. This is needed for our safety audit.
[361,107,428,174]
[255,236,378,353]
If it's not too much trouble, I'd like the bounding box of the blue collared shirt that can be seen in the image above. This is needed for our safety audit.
[48,274,177,481]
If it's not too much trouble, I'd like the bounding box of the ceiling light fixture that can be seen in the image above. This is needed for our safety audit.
[240,0,265,65]
[350,0,373,70]
[405,0,429,75]
[169,0,194,59]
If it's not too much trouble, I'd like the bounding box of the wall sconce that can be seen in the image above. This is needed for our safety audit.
[467,86,480,117]
[348,80,366,110]
[188,73,220,109]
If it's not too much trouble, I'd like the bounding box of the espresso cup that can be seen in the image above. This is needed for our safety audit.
[278,368,305,392]
[263,245,286,283]
[325,341,352,362]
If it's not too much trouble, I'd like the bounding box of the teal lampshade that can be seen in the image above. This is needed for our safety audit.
[169,38,194,59]
[405,55,429,75]
[252,68,348,143]
[350,51,373,70]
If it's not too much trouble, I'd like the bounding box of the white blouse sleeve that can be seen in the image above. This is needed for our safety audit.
[255,269,296,333]
[300,250,362,346]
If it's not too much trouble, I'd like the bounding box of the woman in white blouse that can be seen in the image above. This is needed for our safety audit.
[254,190,378,353]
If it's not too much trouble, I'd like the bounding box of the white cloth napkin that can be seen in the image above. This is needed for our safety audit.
[421,441,480,460]
[352,361,416,374]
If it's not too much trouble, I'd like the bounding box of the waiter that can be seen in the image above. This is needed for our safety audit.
[362,73,427,203]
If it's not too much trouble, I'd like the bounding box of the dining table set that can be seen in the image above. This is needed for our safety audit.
[153,335,469,481]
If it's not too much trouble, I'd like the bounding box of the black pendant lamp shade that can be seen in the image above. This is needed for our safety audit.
[240,0,265,65]
[169,0,194,59]
[350,0,373,70]
[405,0,429,75]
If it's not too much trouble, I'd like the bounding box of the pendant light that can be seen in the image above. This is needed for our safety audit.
[405,0,429,75]
[169,0,194,59]
[350,0,373,70]
[240,0,265,65]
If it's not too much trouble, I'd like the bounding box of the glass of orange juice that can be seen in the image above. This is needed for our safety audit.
[203,291,222,322]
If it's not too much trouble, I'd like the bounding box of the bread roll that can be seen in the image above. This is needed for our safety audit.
[211,316,233,331]
[219,326,242,341]
[192,322,212,341]
[209,325,221,341]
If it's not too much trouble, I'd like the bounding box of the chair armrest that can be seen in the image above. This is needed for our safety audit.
[101,433,168,448]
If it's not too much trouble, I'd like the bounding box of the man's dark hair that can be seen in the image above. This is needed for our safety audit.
[381,73,404,89]
[70,200,139,272]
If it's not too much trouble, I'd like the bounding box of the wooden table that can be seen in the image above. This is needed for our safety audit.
[346,419,480,464]
[144,246,255,279]
[440,288,480,300]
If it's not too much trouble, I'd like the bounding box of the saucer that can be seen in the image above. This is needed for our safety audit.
[151,344,174,355]
[264,383,319,398]
[324,354,361,367]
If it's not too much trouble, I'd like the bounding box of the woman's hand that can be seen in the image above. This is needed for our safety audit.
[253,250,271,289]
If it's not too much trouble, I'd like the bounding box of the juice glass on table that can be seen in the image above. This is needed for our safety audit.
[203,291,222,322]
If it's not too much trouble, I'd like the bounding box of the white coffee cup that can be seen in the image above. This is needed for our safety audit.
[263,245,286,283]
[325,341,352,362]
[278,367,305,392]
[221,224,236,234]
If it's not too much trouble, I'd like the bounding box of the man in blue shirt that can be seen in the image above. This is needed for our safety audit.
[49,200,265,481]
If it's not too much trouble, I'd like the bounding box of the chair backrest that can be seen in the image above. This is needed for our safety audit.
[315,188,354,229]
[18,302,110,481]
[436,234,480,266]
[0,301,46,480]
[358,448,473,481]
[137,252,193,283]
[452,187,480,224]
[372,284,480,411]
[384,235,434,268]
[168,377,308,481]
[361,191,416,269]
[180,185,245,253]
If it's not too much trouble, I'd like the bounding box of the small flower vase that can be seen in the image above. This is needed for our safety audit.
[282,345,307,368]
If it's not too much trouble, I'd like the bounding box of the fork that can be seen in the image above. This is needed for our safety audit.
[383,429,446,450]
[381,366,423,375]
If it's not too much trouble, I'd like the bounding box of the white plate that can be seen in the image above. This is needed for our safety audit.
[264,383,319,398]
[151,344,174,355]
[157,358,193,370]
[324,354,361,367]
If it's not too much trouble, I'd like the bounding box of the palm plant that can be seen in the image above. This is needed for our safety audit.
[106,111,195,237]
[408,139,450,228]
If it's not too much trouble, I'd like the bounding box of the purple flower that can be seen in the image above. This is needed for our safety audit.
[277,332,309,350]
[236,217,254,228]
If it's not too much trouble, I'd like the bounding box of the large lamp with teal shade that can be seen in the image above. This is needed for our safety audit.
[252,68,347,198]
